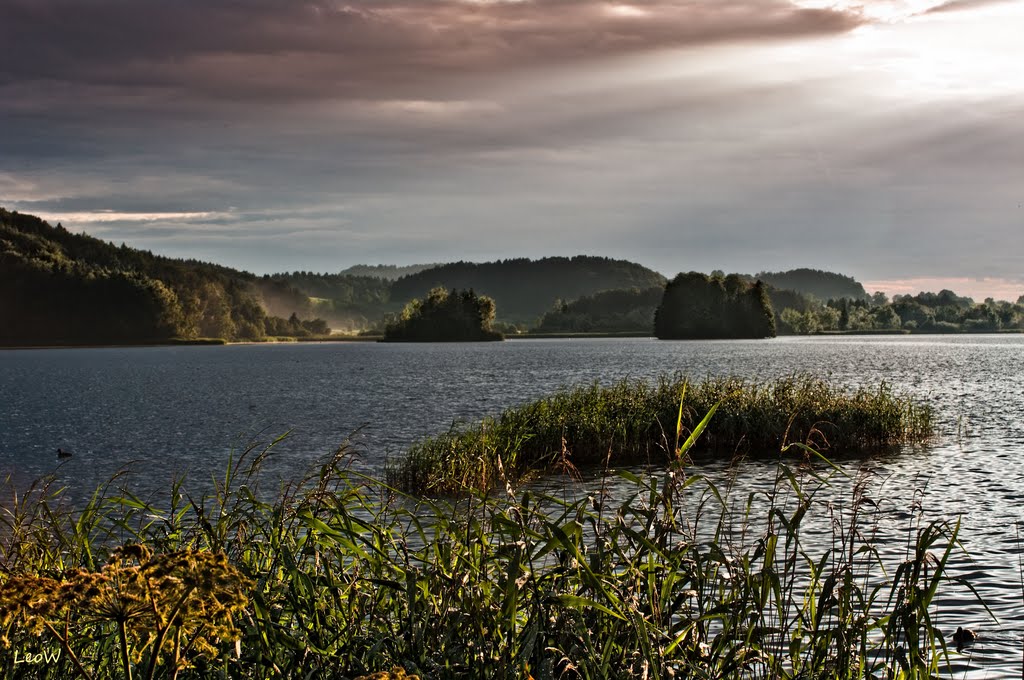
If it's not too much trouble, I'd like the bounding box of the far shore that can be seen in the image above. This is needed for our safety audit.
[3,327,1023,350]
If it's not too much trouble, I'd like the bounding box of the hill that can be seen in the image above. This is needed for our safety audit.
[534,286,664,334]
[390,256,667,324]
[755,268,868,301]
[0,208,326,345]
[337,263,438,280]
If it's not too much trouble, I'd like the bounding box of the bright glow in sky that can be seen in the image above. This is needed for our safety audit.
[1,0,1022,299]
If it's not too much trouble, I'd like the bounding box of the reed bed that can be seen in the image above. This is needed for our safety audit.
[0,425,970,680]
[388,375,934,494]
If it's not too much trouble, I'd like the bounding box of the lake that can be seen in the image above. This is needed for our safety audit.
[2,335,1023,676]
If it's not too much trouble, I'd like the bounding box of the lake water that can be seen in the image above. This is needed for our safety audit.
[2,335,1023,676]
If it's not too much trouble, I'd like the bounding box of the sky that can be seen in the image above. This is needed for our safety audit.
[1,0,1022,301]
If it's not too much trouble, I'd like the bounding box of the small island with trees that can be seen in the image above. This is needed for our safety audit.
[383,287,503,342]
[655,272,776,339]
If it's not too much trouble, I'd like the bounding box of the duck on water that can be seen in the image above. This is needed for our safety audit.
[56,448,72,459]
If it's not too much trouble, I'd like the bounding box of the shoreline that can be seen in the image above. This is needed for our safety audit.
[3,328,1023,350]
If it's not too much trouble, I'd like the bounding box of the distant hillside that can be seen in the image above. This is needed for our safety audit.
[534,286,664,334]
[337,263,438,280]
[391,256,667,323]
[755,268,868,301]
[0,208,326,345]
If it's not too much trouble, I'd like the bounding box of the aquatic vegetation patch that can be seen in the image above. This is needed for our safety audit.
[388,375,934,494]
[0,424,969,680]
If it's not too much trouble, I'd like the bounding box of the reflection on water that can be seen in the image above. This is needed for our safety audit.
[2,335,1024,676]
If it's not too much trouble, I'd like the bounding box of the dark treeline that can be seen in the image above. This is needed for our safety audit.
[0,209,328,345]
[534,286,664,333]
[384,287,502,342]
[336,263,437,280]
[655,272,776,339]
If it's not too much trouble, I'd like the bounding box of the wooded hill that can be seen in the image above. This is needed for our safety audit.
[755,268,868,301]
[0,209,326,345]
[270,256,668,329]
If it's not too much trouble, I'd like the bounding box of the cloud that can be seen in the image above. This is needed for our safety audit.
[33,210,231,224]
[0,0,862,110]
[924,0,1012,13]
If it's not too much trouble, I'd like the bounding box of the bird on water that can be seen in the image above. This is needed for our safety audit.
[953,626,977,650]
[57,448,73,459]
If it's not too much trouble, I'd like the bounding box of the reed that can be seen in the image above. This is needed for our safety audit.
[0,419,970,680]
[387,375,934,494]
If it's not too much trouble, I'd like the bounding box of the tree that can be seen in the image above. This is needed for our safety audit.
[384,288,503,342]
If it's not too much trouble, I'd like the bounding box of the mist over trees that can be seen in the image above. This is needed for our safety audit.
[655,273,775,339]
[384,288,502,342]
[260,272,393,332]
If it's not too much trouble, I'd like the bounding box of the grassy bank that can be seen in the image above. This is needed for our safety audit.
[0,435,966,679]
[388,375,933,494]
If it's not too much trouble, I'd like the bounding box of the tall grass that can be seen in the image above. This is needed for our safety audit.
[0,423,970,679]
[388,375,934,494]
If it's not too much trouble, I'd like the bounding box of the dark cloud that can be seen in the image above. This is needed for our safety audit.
[0,0,862,107]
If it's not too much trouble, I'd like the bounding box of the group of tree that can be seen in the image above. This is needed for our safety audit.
[654,272,776,339]
[384,288,503,342]
[777,289,1024,334]
[0,209,330,345]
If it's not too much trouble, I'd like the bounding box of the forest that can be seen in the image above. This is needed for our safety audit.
[0,209,328,345]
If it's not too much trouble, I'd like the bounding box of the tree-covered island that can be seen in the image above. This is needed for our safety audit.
[383,287,503,342]
[654,272,776,339]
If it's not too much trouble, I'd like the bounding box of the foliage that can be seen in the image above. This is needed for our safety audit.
[0,415,968,680]
[778,290,1024,334]
[0,208,329,345]
[533,286,664,334]
[388,375,933,494]
[384,287,503,342]
[654,273,775,339]
[0,544,251,680]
